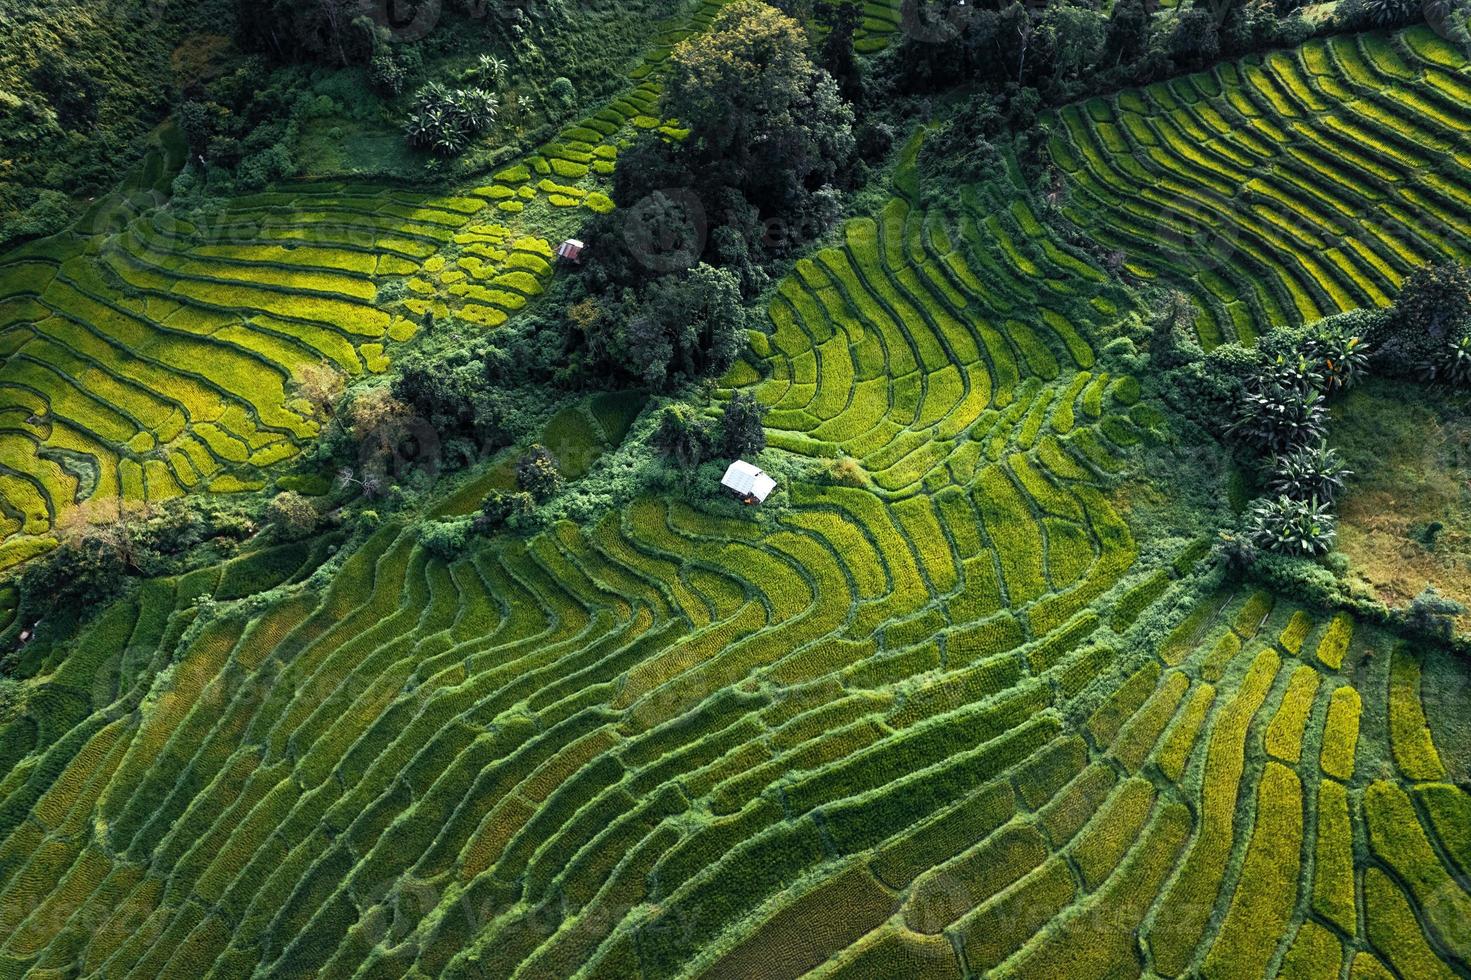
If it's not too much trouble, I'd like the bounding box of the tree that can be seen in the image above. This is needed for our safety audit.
[718,391,766,459]
[816,0,862,102]
[1447,333,1471,386]
[1033,5,1107,96]
[1378,261,1471,379]
[477,489,535,532]
[651,404,714,470]
[608,264,749,390]
[516,444,563,502]
[1104,0,1151,68]
[347,387,411,444]
[663,0,855,214]
[296,361,345,420]
[1165,8,1221,70]
[235,0,373,65]
[268,491,319,539]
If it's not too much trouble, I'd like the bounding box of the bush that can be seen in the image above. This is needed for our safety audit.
[516,445,563,502]
[651,404,714,470]
[1233,360,1328,454]
[1262,442,1350,503]
[548,76,576,115]
[418,517,474,559]
[268,491,319,540]
[476,490,535,533]
[1405,586,1463,643]
[1376,262,1471,380]
[1243,495,1336,557]
[825,456,867,487]
[404,82,498,156]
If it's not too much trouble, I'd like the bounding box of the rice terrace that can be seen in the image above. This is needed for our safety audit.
[0,0,1470,975]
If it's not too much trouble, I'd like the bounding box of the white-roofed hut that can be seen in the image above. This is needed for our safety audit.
[720,460,776,505]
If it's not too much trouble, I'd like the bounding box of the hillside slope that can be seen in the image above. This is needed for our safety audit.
[0,20,1468,980]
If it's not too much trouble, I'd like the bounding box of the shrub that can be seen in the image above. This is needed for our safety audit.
[471,54,508,87]
[1376,261,1471,379]
[824,456,867,487]
[267,491,318,540]
[1304,318,1373,393]
[651,404,713,470]
[417,517,474,559]
[548,77,576,115]
[1243,495,1335,557]
[476,490,535,533]
[1262,442,1350,503]
[516,444,563,502]
[404,82,498,156]
[1233,361,1328,454]
[1405,586,1463,643]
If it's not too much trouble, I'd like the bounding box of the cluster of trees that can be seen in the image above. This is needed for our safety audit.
[175,58,311,190]
[0,0,201,247]
[650,391,767,471]
[889,0,1316,103]
[1371,261,1471,384]
[15,497,259,623]
[561,0,864,390]
[884,0,1323,183]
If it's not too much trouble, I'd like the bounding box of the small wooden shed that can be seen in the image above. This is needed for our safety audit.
[556,238,586,263]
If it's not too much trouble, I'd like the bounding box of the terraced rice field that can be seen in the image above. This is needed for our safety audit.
[2,21,1470,980]
[1046,25,1471,347]
[3,78,1469,973]
[0,0,721,567]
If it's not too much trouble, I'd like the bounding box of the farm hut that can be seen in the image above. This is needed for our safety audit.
[556,238,586,263]
[720,460,776,505]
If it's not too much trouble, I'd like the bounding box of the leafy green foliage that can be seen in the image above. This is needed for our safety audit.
[1263,443,1351,504]
[1244,495,1336,557]
[718,392,766,461]
[1378,262,1471,380]
[516,444,564,502]
[266,491,318,541]
[404,82,498,156]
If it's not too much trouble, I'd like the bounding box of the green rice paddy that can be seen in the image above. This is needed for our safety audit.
[1046,26,1471,348]
[0,19,1467,980]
